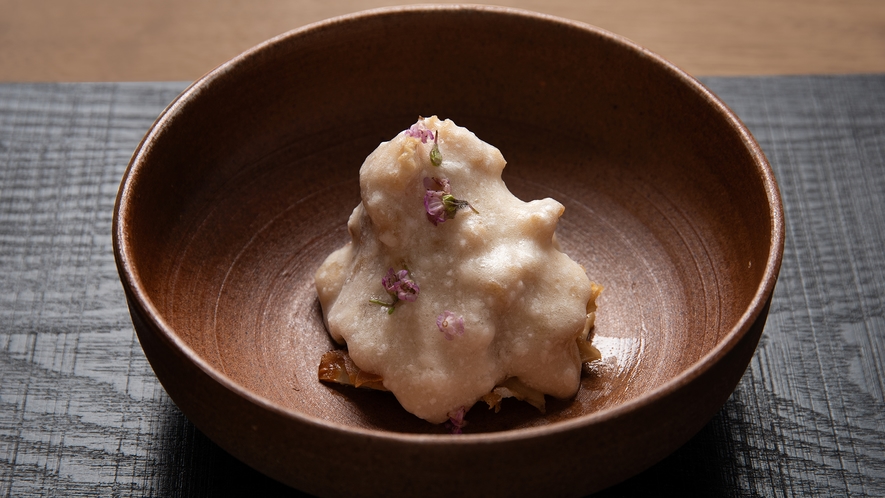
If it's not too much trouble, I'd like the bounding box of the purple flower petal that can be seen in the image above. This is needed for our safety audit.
[404,122,435,144]
[381,267,398,294]
[380,266,419,305]
[436,311,465,341]
[445,406,467,434]
[424,190,447,225]
[424,177,464,226]
[439,177,451,193]
[395,271,420,302]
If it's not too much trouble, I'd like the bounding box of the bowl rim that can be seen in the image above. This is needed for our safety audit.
[113,4,785,444]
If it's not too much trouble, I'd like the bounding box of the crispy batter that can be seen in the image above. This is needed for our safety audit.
[318,350,387,391]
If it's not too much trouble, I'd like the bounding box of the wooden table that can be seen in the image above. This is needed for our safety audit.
[1,0,884,80]
[1,2,884,497]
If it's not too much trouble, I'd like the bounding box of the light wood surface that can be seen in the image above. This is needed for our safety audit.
[2,0,883,81]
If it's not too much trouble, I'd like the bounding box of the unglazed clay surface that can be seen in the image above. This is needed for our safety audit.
[113,6,783,496]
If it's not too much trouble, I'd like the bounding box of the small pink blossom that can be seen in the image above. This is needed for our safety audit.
[405,121,442,165]
[423,177,478,226]
[424,191,447,225]
[382,268,419,302]
[371,266,419,313]
[423,176,451,193]
[445,406,467,434]
[423,177,450,225]
[404,122,435,143]
[436,311,465,341]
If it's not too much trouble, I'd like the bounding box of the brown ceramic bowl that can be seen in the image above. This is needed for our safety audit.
[113,5,784,497]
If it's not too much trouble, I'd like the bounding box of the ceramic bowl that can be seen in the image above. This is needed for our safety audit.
[113,5,784,497]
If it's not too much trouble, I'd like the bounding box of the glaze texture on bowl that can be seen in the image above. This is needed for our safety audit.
[113,5,784,497]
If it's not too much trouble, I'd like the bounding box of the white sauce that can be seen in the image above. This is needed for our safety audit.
[315,117,593,423]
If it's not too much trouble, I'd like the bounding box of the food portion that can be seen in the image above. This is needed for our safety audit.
[315,116,600,426]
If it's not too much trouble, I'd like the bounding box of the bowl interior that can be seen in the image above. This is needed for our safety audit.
[120,7,775,434]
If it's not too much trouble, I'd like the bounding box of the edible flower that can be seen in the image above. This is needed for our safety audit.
[370,267,419,313]
[404,122,435,144]
[404,121,443,166]
[445,406,467,434]
[436,310,465,341]
[423,177,479,226]
[383,267,420,302]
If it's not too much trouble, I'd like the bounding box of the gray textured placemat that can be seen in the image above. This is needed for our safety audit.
[1,76,883,497]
